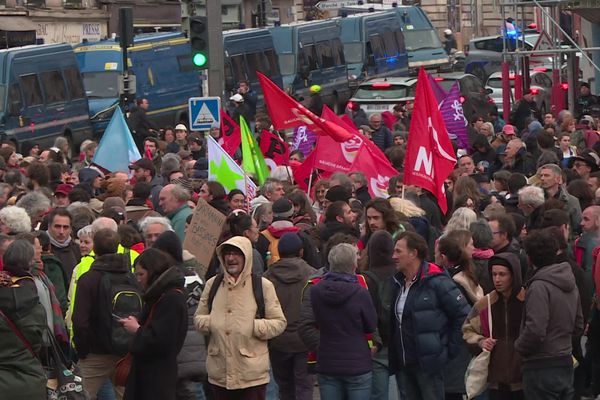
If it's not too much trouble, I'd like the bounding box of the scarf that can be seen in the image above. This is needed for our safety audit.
[31,261,68,344]
[48,232,72,249]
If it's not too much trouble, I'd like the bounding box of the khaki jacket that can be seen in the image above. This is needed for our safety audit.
[194,236,286,390]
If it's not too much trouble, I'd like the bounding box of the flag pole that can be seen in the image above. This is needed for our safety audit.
[401,184,405,199]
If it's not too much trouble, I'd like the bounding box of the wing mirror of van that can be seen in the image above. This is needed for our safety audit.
[486,88,493,95]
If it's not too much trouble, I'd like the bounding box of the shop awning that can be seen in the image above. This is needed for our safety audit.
[0,17,38,32]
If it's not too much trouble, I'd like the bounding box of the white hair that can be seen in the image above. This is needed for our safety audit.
[0,206,32,235]
[271,166,294,183]
[138,216,173,237]
[16,191,51,220]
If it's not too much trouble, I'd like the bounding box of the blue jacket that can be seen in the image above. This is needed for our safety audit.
[311,272,377,376]
[389,261,469,373]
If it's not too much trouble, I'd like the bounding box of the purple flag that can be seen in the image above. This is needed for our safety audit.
[440,81,469,149]
[427,74,448,105]
[291,126,317,157]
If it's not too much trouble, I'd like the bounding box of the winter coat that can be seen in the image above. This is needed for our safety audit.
[194,236,287,390]
[176,272,207,381]
[355,185,371,207]
[444,264,483,394]
[515,261,584,367]
[371,125,393,152]
[311,272,377,376]
[352,109,369,128]
[41,254,69,314]
[550,186,582,236]
[124,267,187,400]
[389,261,470,373]
[72,253,132,358]
[463,252,525,391]
[264,256,316,353]
[318,220,359,245]
[50,241,81,283]
[0,274,47,400]
[168,204,193,244]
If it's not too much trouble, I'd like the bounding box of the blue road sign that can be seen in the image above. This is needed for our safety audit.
[189,97,221,130]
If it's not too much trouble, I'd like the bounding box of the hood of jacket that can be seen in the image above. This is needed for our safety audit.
[368,230,395,269]
[530,261,576,293]
[268,257,312,284]
[267,220,300,238]
[216,236,254,286]
[90,253,130,273]
[488,252,522,296]
[317,272,363,306]
[144,265,185,301]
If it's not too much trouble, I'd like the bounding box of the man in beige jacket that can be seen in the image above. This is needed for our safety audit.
[194,236,287,399]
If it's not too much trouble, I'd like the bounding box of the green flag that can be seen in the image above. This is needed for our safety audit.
[240,116,270,185]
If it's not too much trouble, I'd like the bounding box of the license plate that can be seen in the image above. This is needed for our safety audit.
[365,104,390,111]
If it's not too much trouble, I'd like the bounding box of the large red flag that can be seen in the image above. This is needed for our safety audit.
[321,106,359,134]
[259,129,289,168]
[404,68,457,214]
[220,110,241,157]
[257,72,354,142]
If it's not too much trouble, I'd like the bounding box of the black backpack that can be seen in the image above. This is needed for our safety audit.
[97,271,143,356]
[207,273,265,318]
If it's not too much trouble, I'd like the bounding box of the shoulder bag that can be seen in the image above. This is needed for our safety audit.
[465,294,492,399]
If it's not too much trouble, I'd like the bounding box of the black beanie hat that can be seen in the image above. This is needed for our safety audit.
[152,230,184,264]
[278,233,303,257]
[325,185,352,203]
[272,198,294,219]
[488,256,513,275]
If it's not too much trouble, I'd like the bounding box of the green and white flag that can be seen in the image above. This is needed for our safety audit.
[207,135,257,200]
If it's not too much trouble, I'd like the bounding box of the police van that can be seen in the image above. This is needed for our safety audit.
[0,44,93,152]
[74,32,202,134]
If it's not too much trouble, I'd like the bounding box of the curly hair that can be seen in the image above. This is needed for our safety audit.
[0,206,32,235]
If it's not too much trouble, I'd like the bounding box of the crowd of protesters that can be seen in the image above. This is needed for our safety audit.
[0,78,599,400]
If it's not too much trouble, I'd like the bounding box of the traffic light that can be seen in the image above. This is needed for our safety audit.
[189,16,208,69]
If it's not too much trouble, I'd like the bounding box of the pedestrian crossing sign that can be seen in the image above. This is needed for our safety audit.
[189,97,221,130]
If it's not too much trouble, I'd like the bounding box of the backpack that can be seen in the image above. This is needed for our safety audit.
[261,229,280,267]
[97,270,143,356]
[207,272,265,318]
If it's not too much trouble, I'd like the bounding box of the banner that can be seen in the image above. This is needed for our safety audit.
[220,109,241,157]
[291,126,317,157]
[260,129,289,168]
[440,81,469,149]
[183,199,226,276]
[207,135,257,199]
[404,68,457,214]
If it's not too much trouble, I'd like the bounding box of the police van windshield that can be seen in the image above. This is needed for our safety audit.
[343,43,364,64]
[354,84,414,99]
[82,71,119,98]
[402,30,441,51]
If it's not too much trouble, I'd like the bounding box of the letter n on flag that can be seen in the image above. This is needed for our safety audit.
[404,68,457,214]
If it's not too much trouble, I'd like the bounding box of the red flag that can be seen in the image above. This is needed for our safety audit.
[381,111,396,131]
[220,110,241,157]
[341,114,358,130]
[291,151,317,192]
[404,68,457,214]
[257,72,354,142]
[259,129,289,167]
[321,106,359,135]
[352,144,399,198]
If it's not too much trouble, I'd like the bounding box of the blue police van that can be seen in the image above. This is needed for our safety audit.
[270,19,351,112]
[0,44,93,152]
[74,32,202,133]
[340,10,409,85]
[223,28,283,103]
[340,5,448,73]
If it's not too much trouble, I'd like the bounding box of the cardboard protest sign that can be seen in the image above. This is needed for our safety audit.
[183,199,226,273]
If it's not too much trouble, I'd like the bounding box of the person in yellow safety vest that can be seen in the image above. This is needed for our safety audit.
[65,218,140,337]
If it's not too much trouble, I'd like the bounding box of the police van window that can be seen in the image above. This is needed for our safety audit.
[382,31,398,56]
[331,39,345,65]
[317,42,334,69]
[302,44,318,71]
[41,71,67,104]
[230,55,246,82]
[264,49,280,76]
[8,84,21,115]
[394,31,406,53]
[64,67,85,100]
[176,55,194,73]
[20,74,43,107]
[369,35,385,59]
[246,52,266,81]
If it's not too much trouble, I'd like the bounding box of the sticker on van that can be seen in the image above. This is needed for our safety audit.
[104,62,118,71]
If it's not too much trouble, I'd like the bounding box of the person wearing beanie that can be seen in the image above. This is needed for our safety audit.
[263,233,316,400]
[256,198,320,269]
[324,185,352,208]
[462,252,525,399]
[151,230,208,398]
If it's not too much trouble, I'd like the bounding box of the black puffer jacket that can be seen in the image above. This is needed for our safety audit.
[125,267,187,400]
